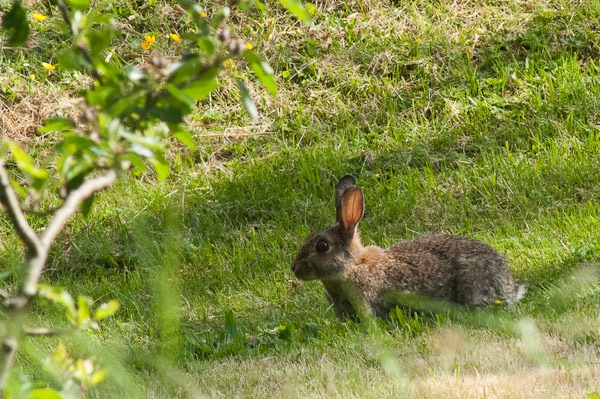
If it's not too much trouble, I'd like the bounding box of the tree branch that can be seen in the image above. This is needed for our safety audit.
[23,327,66,337]
[11,170,118,298]
[39,170,117,248]
[0,162,43,256]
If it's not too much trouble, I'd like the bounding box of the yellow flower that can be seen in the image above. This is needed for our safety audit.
[494,300,502,305]
[245,42,253,51]
[32,13,47,22]
[415,38,421,43]
[141,35,156,50]
[30,74,36,79]
[223,59,233,70]
[170,33,182,42]
[42,62,56,71]
[200,11,207,18]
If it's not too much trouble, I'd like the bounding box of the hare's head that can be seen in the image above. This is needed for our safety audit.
[291,175,364,280]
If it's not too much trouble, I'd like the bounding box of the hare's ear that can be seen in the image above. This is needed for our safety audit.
[335,175,357,211]
[338,186,364,238]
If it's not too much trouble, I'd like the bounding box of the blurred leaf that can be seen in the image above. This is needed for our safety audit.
[168,56,202,86]
[149,105,184,124]
[86,28,114,58]
[165,84,195,112]
[237,79,258,120]
[57,47,86,71]
[90,369,107,385]
[305,2,317,16]
[94,300,120,320]
[131,143,154,158]
[6,141,48,187]
[80,195,94,218]
[64,159,93,184]
[66,171,87,193]
[30,388,62,399]
[2,0,30,47]
[38,117,76,134]
[244,51,277,95]
[278,0,311,24]
[181,78,219,101]
[58,136,95,156]
[108,95,141,118]
[67,0,90,11]
[587,393,600,399]
[197,37,216,55]
[76,296,92,328]
[38,285,76,322]
[210,6,230,28]
[153,157,170,179]
[173,130,196,150]
[126,153,148,173]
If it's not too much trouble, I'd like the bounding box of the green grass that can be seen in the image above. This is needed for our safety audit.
[2,0,600,397]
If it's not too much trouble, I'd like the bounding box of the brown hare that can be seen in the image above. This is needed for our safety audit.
[291,175,525,320]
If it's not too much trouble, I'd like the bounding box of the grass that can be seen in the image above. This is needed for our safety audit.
[2,0,600,397]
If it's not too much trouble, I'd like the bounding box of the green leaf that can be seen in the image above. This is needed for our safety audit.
[237,79,258,120]
[30,388,63,399]
[130,143,154,158]
[153,158,170,180]
[197,37,216,55]
[173,130,196,150]
[90,369,107,385]
[2,1,30,47]
[168,56,202,87]
[38,285,76,322]
[149,105,184,124]
[58,136,95,156]
[244,51,277,95]
[57,47,86,71]
[278,0,311,24]
[76,296,92,328]
[6,141,49,186]
[86,27,114,58]
[94,300,120,320]
[181,78,220,101]
[67,0,90,11]
[587,392,600,399]
[165,84,195,112]
[38,117,76,134]
[66,171,88,193]
[210,6,230,28]
[80,194,94,218]
[126,153,148,173]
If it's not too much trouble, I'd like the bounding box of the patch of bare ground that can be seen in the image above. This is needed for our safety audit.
[0,76,80,147]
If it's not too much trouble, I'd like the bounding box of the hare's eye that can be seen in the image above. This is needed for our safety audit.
[315,239,330,253]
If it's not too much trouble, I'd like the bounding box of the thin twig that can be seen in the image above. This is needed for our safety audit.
[40,170,117,248]
[12,171,119,298]
[0,162,42,256]
[23,327,67,337]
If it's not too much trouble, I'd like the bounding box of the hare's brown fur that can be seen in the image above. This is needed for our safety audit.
[291,175,525,320]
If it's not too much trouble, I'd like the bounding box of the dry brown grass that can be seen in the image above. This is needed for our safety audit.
[413,366,599,399]
[0,76,78,146]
